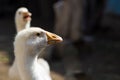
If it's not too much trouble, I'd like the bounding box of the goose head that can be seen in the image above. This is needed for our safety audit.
[15,7,32,32]
[14,27,63,57]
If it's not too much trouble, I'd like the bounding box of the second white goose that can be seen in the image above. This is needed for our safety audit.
[15,7,32,32]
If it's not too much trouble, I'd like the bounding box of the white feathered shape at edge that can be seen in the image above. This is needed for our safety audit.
[10,27,63,80]
[9,7,32,80]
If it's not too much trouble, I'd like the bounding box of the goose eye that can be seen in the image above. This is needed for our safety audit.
[36,32,44,37]
[36,33,40,36]
[19,12,21,15]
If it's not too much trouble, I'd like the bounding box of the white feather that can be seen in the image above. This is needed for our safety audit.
[10,27,52,80]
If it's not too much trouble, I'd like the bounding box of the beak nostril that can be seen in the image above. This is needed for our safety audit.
[52,36,56,38]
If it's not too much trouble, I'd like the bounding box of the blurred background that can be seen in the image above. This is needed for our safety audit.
[1,0,120,80]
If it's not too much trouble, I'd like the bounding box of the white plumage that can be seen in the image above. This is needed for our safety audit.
[9,7,63,80]
[15,7,31,32]
[14,27,62,80]
[9,7,32,80]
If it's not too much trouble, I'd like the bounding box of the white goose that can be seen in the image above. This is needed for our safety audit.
[15,7,32,32]
[9,7,32,80]
[11,27,63,80]
[9,7,64,80]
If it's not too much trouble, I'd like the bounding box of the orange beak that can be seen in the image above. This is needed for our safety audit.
[46,31,63,44]
[23,12,32,21]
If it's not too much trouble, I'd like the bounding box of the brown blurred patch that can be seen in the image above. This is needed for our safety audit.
[0,50,10,80]
[0,64,9,80]
[0,51,9,65]
[51,71,65,80]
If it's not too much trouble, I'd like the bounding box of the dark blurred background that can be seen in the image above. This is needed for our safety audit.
[0,0,57,35]
[1,0,120,80]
